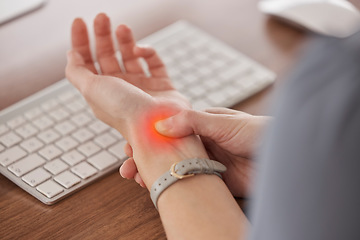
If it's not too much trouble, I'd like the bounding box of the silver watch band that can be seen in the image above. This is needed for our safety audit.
[150,158,227,209]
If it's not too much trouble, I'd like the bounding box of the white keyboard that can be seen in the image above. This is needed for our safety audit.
[0,21,275,205]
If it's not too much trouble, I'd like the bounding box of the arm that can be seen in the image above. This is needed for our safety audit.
[123,107,271,197]
[66,13,248,239]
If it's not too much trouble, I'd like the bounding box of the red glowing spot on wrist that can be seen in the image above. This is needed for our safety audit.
[140,107,179,149]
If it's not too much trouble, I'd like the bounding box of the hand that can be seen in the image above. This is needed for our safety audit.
[121,107,270,197]
[66,13,208,188]
[156,107,271,197]
[67,13,189,131]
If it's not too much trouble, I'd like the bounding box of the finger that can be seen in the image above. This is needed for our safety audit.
[155,109,243,139]
[94,13,122,75]
[119,158,138,179]
[205,107,239,115]
[116,24,144,74]
[66,50,96,93]
[205,107,251,117]
[155,109,213,137]
[134,173,146,188]
[124,142,133,157]
[71,18,97,73]
[134,45,168,77]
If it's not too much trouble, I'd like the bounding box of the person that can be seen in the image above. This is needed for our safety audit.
[66,13,360,240]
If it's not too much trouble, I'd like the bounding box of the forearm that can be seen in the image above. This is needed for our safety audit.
[131,133,209,187]
[158,174,248,240]
[130,133,248,239]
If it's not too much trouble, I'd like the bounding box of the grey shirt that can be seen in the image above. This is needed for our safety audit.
[250,33,360,240]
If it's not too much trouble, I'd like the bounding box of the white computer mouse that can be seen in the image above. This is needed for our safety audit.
[259,0,360,38]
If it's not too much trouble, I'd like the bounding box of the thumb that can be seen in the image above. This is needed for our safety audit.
[66,50,86,67]
[155,109,226,138]
[66,50,95,92]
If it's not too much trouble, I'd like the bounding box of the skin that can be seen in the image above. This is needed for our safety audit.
[123,107,271,197]
[66,13,249,239]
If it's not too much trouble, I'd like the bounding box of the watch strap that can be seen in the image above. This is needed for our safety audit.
[150,158,226,209]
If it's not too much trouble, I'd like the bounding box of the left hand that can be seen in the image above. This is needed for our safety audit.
[66,13,190,136]
[66,13,208,188]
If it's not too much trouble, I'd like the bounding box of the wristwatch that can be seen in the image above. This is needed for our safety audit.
[150,158,227,209]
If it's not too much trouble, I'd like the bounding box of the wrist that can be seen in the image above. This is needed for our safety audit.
[132,134,209,189]
[124,104,209,188]
[150,158,227,209]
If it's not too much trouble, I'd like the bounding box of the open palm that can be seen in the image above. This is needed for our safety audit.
[66,13,190,140]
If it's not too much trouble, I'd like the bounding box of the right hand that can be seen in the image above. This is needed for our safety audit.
[122,107,271,197]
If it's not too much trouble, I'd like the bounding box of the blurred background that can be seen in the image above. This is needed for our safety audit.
[0,0,310,114]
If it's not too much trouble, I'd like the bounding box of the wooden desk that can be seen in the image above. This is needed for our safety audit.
[0,0,338,238]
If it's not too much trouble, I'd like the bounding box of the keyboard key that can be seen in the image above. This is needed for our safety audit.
[0,146,27,167]
[20,137,44,153]
[77,141,101,157]
[54,171,81,189]
[168,66,181,78]
[219,63,249,80]
[49,108,70,122]
[15,123,38,139]
[57,90,77,103]
[203,77,222,89]
[94,133,116,148]
[38,145,62,160]
[36,180,64,198]
[37,129,60,144]
[179,60,195,70]
[180,73,198,86]
[172,79,186,91]
[211,57,227,69]
[71,162,97,179]
[207,91,228,106]
[88,151,118,170]
[24,107,43,120]
[70,112,92,127]
[41,99,60,112]
[0,124,9,136]
[8,154,46,177]
[187,84,207,99]
[222,85,243,99]
[192,99,212,110]
[0,132,22,148]
[65,99,86,113]
[108,141,128,160]
[88,121,110,134]
[33,116,54,130]
[44,159,68,175]
[22,168,51,187]
[61,150,85,166]
[7,116,26,129]
[197,65,212,76]
[238,75,256,90]
[109,128,123,140]
[54,120,76,136]
[86,108,93,115]
[0,144,4,152]
[72,128,94,143]
[55,136,79,152]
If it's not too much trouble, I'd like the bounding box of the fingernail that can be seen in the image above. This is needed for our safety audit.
[136,44,150,49]
[119,165,125,178]
[155,117,173,134]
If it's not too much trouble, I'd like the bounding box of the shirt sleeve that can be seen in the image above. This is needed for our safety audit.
[249,32,360,240]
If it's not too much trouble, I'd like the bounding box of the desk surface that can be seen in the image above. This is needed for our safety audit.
[1,0,356,239]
